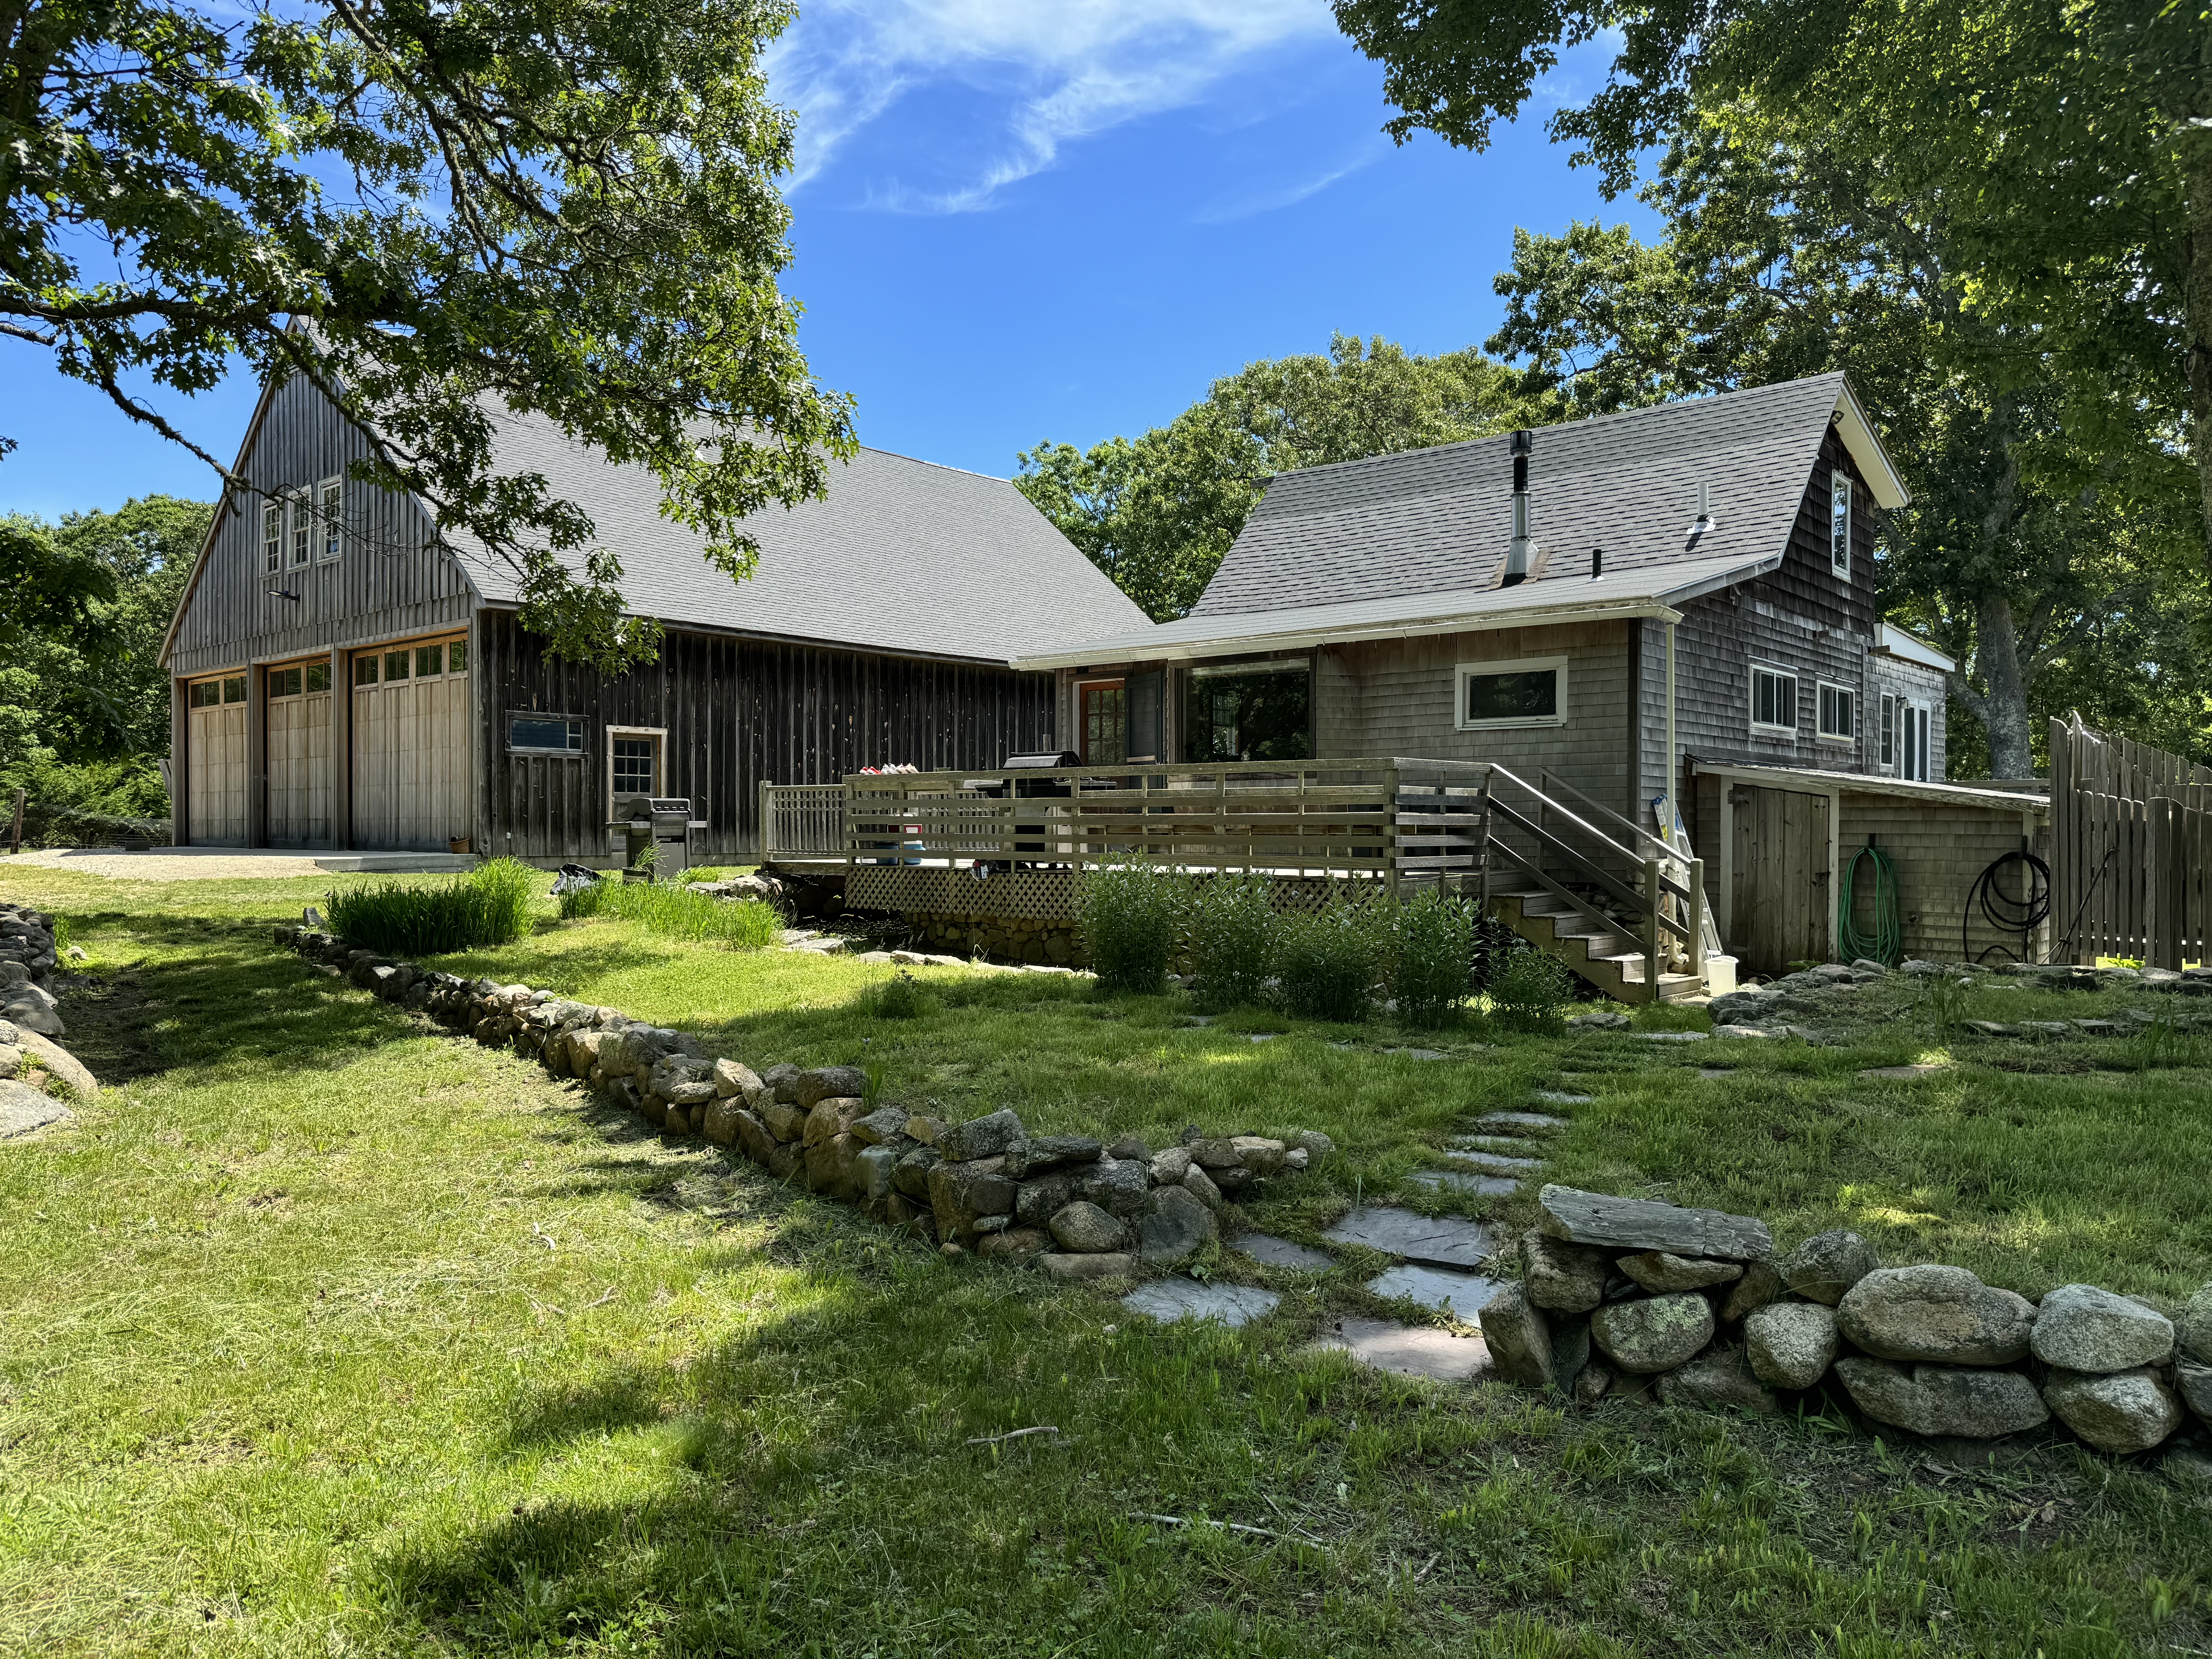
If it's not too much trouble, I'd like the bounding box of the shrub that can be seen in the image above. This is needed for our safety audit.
[558,872,780,948]
[327,858,539,955]
[1276,896,1387,1022]
[1184,871,1279,1010]
[1077,858,1182,994]
[1391,888,1478,1027]
[1486,948,1577,1029]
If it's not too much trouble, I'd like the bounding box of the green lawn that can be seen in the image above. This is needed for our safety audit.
[3,861,2210,1656]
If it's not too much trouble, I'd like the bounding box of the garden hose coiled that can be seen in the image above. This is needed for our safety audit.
[1965,848,2052,964]
[1836,841,1903,966]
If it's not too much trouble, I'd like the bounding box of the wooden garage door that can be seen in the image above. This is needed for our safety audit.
[186,673,249,846]
[352,635,471,850]
[1728,784,1831,977]
[266,660,333,846]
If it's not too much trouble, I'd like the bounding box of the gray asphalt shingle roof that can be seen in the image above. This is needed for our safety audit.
[447,414,1148,663]
[1190,373,1871,620]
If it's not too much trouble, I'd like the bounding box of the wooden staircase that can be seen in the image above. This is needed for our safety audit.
[1396,760,1719,1005]
[1486,883,1706,1003]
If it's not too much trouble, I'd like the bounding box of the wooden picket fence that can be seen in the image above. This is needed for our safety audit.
[2049,716,2212,967]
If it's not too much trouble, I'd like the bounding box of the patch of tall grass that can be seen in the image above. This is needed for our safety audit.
[1077,858,1182,994]
[559,873,781,948]
[1275,896,1389,1022]
[326,859,538,955]
[1391,888,1479,1027]
[1183,871,1278,1010]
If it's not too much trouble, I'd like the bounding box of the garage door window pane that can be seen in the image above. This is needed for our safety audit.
[306,663,331,694]
[447,640,468,672]
[384,651,410,680]
[222,676,246,704]
[416,644,443,678]
[613,738,656,797]
[355,655,378,686]
[190,680,221,708]
[270,666,302,699]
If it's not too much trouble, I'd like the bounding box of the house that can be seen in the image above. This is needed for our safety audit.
[158,371,1148,863]
[998,373,2048,976]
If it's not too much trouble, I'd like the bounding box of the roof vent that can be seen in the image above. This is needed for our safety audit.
[1686,479,1716,547]
[1503,429,1534,588]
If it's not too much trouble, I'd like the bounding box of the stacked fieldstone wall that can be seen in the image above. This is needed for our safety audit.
[277,925,1324,1279]
[1486,1185,2212,1456]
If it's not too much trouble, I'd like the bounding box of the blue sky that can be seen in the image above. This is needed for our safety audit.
[0,0,1655,517]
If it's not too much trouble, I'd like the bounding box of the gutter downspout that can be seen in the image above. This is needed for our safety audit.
[1664,620,1678,838]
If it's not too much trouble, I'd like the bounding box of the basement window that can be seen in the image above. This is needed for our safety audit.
[508,713,585,756]
[1455,657,1567,730]
[1750,664,1798,736]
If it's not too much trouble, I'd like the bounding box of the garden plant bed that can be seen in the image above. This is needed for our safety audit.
[3,861,2212,1655]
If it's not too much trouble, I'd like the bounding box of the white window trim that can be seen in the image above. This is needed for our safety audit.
[1454,655,1568,731]
[1748,661,1800,738]
[1831,474,1853,578]
[1815,680,1856,744]
[606,724,666,823]
[1879,692,1898,772]
[316,476,343,562]
[261,498,284,577]
[287,487,313,568]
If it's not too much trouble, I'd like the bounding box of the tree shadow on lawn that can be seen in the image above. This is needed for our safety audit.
[56,911,417,1087]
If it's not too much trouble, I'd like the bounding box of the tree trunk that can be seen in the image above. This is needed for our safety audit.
[1975,591,2035,778]
[2187,132,2212,584]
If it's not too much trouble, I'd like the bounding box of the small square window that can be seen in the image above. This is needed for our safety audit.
[416,644,443,678]
[222,675,247,704]
[1831,475,1852,578]
[1750,665,1798,733]
[383,650,410,681]
[355,655,379,687]
[1817,682,1855,742]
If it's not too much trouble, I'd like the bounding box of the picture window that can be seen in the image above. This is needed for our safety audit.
[1455,657,1567,730]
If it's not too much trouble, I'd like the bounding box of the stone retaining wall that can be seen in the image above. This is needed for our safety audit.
[277,925,1325,1278]
[1486,1185,2212,1456]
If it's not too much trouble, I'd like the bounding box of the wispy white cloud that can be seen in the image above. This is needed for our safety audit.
[769,0,1336,209]
[1190,144,1383,223]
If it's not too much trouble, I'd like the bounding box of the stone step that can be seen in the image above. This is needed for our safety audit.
[1472,1110,1568,1134]
[1366,1263,1505,1319]
[1407,1170,1518,1197]
[1445,1149,1544,1175]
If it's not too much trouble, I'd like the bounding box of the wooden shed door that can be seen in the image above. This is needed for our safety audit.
[350,637,471,850]
[186,674,248,846]
[1728,785,1831,976]
[266,662,332,846]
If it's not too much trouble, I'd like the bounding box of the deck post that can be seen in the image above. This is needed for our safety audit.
[1644,854,1662,997]
[759,778,773,864]
[1385,761,1401,902]
[1687,857,1705,979]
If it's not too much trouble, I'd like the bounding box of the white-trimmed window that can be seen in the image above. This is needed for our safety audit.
[1880,693,1898,770]
[1901,701,1932,781]
[1455,656,1567,730]
[262,499,283,575]
[317,477,343,561]
[1817,682,1856,744]
[1831,474,1852,577]
[1750,663,1799,735]
[606,725,666,819]
[289,489,312,567]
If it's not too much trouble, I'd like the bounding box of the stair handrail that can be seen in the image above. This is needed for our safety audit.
[1539,768,1677,864]
[1483,763,1642,867]
[1487,795,1695,948]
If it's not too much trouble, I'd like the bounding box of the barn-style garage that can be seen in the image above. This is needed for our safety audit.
[184,672,248,845]
[264,658,333,845]
[350,633,472,851]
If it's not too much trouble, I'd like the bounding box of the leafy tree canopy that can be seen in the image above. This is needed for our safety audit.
[1017,335,1547,620]
[1,0,853,671]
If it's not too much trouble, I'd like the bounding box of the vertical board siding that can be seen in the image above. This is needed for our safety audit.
[167,372,472,678]
[186,702,248,844]
[266,685,332,844]
[478,610,1058,864]
[2049,717,2212,966]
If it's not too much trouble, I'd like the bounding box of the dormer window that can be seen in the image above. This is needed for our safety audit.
[1831,474,1852,577]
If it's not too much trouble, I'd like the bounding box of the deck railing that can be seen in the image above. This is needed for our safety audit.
[820,756,1709,987]
[761,782,847,862]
